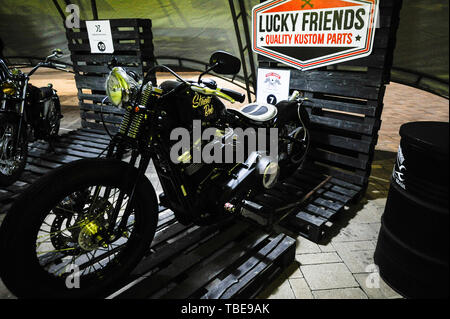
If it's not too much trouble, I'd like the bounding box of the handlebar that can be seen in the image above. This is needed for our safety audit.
[53,63,67,69]
[289,90,301,101]
[0,59,13,79]
[289,90,309,103]
[219,88,245,103]
[143,64,246,105]
[27,61,67,77]
[0,52,67,80]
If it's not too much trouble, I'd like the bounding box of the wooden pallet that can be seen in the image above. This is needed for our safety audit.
[0,128,296,299]
[255,0,402,242]
[258,0,402,189]
[0,128,110,213]
[281,168,362,242]
[108,209,296,299]
[66,19,156,133]
[240,165,362,243]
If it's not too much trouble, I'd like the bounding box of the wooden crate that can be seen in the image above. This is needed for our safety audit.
[259,0,402,189]
[66,19,156,132]
[246,0,403,242]
[240,165,363,242]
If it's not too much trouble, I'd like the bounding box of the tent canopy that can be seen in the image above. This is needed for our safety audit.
[0,0,448,96]
[0,0,258,71]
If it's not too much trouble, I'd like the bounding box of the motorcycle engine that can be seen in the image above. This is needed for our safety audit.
[158,80,281,221]
[175,127,280,219]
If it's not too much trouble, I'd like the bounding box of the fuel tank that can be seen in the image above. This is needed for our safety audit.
[159,80,226,129]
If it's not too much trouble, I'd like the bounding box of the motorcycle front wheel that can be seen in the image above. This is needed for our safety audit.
[0,158,158,298]
[0,113,28,186]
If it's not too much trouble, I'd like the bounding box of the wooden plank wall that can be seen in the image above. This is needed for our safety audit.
[258,0,403,189]
[66,19,156,132]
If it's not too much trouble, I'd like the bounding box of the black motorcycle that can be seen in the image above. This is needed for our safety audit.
[0,49,64,186]
[0,51,310,298]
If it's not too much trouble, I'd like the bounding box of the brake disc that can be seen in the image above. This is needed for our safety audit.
[50,192,113,253]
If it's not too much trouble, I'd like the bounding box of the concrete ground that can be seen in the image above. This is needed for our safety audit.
[0,68,448,299]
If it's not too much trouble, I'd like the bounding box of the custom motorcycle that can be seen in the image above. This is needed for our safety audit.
[0,51,310,298]
[0,49,64,186]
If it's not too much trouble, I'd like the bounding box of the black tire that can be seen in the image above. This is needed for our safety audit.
[278,120,310,179]
[0,113,28,187]
[0,158,158,298]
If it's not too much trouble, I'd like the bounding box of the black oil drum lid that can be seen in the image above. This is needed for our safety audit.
[399,121,449,156]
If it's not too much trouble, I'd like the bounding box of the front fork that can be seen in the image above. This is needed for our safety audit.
[15,78,28,150]
[99,136,151,239]
[116,152,151,232]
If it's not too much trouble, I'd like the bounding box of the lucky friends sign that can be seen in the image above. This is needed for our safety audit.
[252,0,379,70]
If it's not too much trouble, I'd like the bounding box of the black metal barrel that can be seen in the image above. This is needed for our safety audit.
[374,121,449,298]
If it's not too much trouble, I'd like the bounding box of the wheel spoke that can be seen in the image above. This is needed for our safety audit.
[35,185,138,281]
[37,247,77,255]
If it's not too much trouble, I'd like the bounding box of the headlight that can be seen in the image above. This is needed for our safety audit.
[105,67,138,107]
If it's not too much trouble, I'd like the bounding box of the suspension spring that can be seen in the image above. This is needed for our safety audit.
[127,113,144,139]
[118,83,153,139]
[119,109,131,135]
[139,82,153,107]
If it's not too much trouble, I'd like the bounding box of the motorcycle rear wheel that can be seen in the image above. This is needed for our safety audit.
[278,120,309,178]
[47,97,61,139]
[0,113,28,187]
[0,158,158,298]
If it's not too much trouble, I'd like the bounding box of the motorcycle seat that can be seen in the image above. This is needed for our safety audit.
[39,87,54,100]
[229,102,277,122]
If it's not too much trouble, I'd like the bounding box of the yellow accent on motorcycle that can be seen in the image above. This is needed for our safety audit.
[84,221,99,235]
[215,129,225,137]
[153,87,163,94]
[127,113,144,139]
[263,162,280,189]
[181,185,187,196]
[216,89,235,103]
[194,137,202,146]
[191,85,235,103]
[192,92,212,109]
[211,172,221,180]
[1,81,17,95]
[178,150,192,163]
[106,67,138,108]
[204,104,214,117]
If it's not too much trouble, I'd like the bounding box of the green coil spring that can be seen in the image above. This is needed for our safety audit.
[127,113,144,139]
[139,82,152,107]
[119,109,131,135]
[118,83,152,138]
